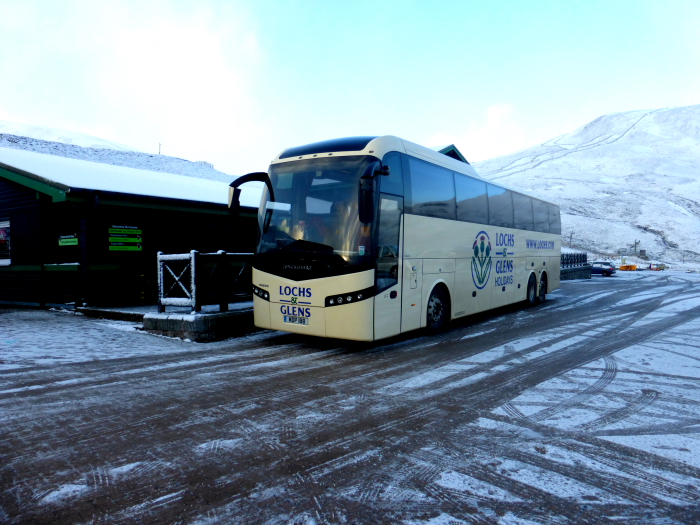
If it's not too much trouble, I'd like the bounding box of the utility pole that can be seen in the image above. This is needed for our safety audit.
[159,143,161,155]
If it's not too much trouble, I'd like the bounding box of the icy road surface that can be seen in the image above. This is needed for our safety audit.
[2,271,700,524]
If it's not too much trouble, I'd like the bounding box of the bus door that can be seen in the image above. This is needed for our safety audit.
[374,194,403,340]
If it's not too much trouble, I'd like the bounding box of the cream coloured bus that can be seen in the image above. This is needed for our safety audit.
[233,136,561,341]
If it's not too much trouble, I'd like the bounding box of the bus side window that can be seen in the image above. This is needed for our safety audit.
[406,157,456,219]
[548,204,561,235]
[532,199,550,233]
[375,194,403,292]
[512,193,534,231]
[380,152,404,196]
[487,184,514,228]
[455,174,488,224]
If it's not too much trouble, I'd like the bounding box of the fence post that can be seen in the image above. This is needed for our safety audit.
[218,250,228,312]
[157,251,165,313]
[191,250,200,312]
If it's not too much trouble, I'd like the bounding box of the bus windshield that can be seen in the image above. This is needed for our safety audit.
[257,156,377,274]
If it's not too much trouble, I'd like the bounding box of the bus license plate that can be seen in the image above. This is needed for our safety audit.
[284,315,308,325]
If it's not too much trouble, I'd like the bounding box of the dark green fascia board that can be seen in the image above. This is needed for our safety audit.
[0,264,42,271]
[0,164,68,202]
[67,190,257,217]
[96,197,233,215]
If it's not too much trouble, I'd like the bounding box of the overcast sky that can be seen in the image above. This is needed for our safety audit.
[1,0,699,174]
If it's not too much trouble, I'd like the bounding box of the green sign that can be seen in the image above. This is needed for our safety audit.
[109,228,142,234]
[109,225,142,251]
[59,234,78,246]
[109,235,142,242]
[109,244,143,251]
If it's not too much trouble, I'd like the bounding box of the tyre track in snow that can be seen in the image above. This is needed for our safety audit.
[176,288,700,520]
[529,356,619,423]
[4,274,700,524]
[578,388,661,431]
[479,413,700,513]
[0,286,688,516]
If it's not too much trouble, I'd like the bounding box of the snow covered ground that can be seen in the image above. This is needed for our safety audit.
[473,105,700,268]
[2,271,700,523]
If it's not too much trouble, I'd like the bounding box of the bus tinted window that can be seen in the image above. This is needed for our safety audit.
[487,184,514,228]
[380,152,404,196]
[375,194,403,292]
[407,157,456,219]
[548,204,561,234]
[532,199,549,233]
[455,174,488,224]
[512,192,534,231]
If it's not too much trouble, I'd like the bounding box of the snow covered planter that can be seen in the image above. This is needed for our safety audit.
[157,250,253,313]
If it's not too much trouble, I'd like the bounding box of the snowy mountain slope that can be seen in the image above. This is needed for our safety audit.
[0,132,237,184]
[0,120,136,151]
[473,105,700,265]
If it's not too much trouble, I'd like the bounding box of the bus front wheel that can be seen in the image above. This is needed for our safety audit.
[427,286,449,332]
[526,274,537,306]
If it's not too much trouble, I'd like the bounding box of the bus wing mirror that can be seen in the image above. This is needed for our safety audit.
[359,174,375,224]
[358,161,380,224]
[229,172,274,219]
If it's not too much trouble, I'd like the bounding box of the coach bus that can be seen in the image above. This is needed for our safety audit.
[230,136,561,341]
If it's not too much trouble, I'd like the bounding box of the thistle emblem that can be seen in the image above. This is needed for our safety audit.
[471,231,492,289]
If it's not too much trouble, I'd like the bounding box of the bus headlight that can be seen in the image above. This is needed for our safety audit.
[325,286,375,307]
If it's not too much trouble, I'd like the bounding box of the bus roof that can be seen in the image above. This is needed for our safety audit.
[271,136,559,207]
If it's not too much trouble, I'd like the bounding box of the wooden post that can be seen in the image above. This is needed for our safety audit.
[191,250,200,312]
[219,250,228,312]
[157,251,165,313]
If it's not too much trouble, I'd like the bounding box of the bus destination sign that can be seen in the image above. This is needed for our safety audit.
[108,225,143,251]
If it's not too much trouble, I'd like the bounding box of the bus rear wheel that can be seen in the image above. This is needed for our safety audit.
[526,274,537,306]
[537,274,547,303]
[427,286,449,332]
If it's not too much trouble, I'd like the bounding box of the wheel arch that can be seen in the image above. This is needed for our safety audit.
[421,277,453,327]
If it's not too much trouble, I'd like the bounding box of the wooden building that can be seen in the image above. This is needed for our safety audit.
[0,147,260,307]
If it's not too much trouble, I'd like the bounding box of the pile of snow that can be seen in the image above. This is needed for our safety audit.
[474,104,700,266]
[0,121,238,184]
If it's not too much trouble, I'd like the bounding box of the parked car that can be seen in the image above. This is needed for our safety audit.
[591,261,617,276]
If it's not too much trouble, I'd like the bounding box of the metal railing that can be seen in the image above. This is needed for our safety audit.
[561,252,588,268]
[157,250,254,313]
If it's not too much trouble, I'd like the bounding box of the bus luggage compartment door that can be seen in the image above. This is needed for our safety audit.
[401,259,422,332]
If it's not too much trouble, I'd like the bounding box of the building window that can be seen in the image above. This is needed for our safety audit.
[0,220,9,266]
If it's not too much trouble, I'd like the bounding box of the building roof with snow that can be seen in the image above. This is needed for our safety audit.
[429,144,470,164]
[0,146,262,209]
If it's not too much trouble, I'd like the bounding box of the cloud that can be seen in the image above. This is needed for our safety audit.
[0,0,265,173]
[426,104,533,162]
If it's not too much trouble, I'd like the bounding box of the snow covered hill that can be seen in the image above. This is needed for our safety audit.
[0,120,136,151]
[0,128,237,184]
[473,105,700,266]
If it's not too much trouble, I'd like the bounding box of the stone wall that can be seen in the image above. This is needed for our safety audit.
[560,265,592,280]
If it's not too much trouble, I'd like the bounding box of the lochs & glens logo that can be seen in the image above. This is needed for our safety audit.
[471,231,492,289]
